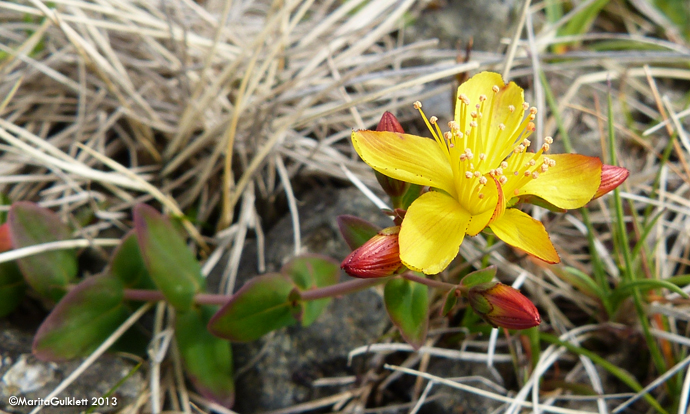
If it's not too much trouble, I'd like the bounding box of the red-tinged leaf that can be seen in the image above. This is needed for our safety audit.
[384,276,428,349]
[176,306,234,408]
[282,254,339,326]
[8,202,77,301]
[337,215,381,251]
[134,204,205,311]
[0,261,26,317]
[207,273,300,342]
[110,230,156,290]
[33,275,130,361]
[459,266,497,289]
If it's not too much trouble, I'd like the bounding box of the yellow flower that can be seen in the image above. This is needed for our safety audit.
[352,72,603,274]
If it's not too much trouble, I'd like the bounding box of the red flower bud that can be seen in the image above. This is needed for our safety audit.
[593,165,629,200]
[0,222,12,253]
[374,112,409,199]
[376,111,405,134]
[467,282,541,330]
[341,227,403,278]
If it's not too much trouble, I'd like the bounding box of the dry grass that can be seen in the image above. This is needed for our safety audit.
[2,0,690,413]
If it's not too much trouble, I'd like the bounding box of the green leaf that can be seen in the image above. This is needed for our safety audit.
[134,204,205,311]
[460,266,496,288]
[110,230,156,290]
[611,279,689,305]
[32,275,130,361]
[559,267,605,299]
[400,184,422,210]
[384,276,428,349]
[337,215,380,250]
[8,202,77,301]
[0,261,26,317]
[441,289,457,317]
[282,254,339,326]
[176,306,234,408]
[207,273,300,342]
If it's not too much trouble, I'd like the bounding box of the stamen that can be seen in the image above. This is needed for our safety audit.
[479,176,487,185]
[444,132,452,140]
[465,172,473,179]
[459,154,466,161]
[479,95,487,102]
[522,102,529,110]
[542,143,550,152]
[413,101,422,109]
[514,171,519,176]
[532,172,539,179]
[478,193,485,199]
[500,176,508,184]
[545,136,554,144]
[471,111,478,118]
[430,116,438,124]
[529,107,537,115]
[498,123,506,130]
[492,85,500,93]
[458,94,470,105]
[448,121,459,131]
[495,167,503,175]
[522,139,531,147]
[501,161,508,169]
[479,153,486,160]
[469,121,478,128]
[541,164,548,173]
[528,159,536,166]
[474,171,481,178]
[508,105,515,113]
[527,122,535,132]
[524,171,531,177]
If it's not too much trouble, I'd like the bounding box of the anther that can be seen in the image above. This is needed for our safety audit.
[529,107,537,115]
[514,189,520,196]
[541,165,548,173]
[545,136,553,144]
[444,132,452,140]
[524,171,531,177]
[465,172,473,179]
[532,172,539,179]
[413,101,422,109]
[529,114,536,121]
[495,167,503,175]
[500,176,508,184]
[479,176,487,185]
[517,144,525,152]
[458,94,470,105]
[476,104,481,110]
[430,116,438,124]
[459,154,466,161]
[478,193,485,199]
[523,102,529,110]
[542,143,550,152]
[492,85,500,93]
[448,121,459,131]
[479,153,486,160]
[528,159,536,167]
[474,171,481,178]
[470,111,478,118]
[522,139,531,147]
[501,161,508,169]
[527,122,536,132]
[498,123,506,130]
[514,171,519,176]
[508,105,515,113]
[469,163,475,170]
[479,95,487,102]
[469,121,478,128]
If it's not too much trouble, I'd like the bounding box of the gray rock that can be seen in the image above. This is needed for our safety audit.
[229,187,392,412]
[0,320,145,414]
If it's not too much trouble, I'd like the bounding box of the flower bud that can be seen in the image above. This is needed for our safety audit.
[592,164,629,200]
[375,112,410,200]
[341,227,403,278]
[0,222,12,253]
[467,282,541,330]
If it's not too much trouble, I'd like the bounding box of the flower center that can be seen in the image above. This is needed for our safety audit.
[413,85,557,212]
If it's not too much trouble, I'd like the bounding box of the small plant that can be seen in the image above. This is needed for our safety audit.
[0,71,629,410]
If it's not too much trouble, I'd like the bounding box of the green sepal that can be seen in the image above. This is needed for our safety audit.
[337,215,381,251]
[207,273,300,342]
[134,204,205,311]
[32,274,130,361]
[384,276,428,349]
[459,266,497,289]
[8,202,77,301]
[282,254,339,326]
[400,184,422,210]
[176,306,234,408]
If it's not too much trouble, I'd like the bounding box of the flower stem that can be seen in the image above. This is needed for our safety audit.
[123,289,230,306]
[299,277,391,301]
[400,272,457,291]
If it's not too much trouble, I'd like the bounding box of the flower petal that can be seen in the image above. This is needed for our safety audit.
[399,191,471,274]
[489,208,560,264]
[518,154,602,209]
[352,130,456,197]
